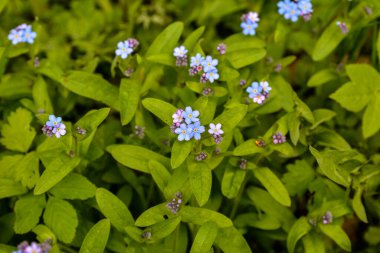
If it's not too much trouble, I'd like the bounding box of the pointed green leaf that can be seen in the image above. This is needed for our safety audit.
[311,109,336,129]
[60,71,120,110]
[0,179,27,199]
[183,26,205,51]
[14,151,39,188]
[213,104,247,132]
[346,64,380,91]
[214,227,251,253]
[107,144,170,173]
[146,54,174,66]
[283,160,315,196]
[190,221,218,253]
[253,167,291,207]
[352,186,368,223]
[363,95,380,138]
[221,165,246,199]
[307,69,337,87]
[227,48,266,69]
[234,213,281,230]
[180,206,232,228]
[74,107,110,141]
[302,234,325,253]
[79,219,110,253]
[32,225,57,244]
[149,160,171,193]
[224,34,266,52]
[142,98,177,125]
[49,173,96,200]
[188,161,212,206]
[96,188,134,231]
[312,21,348,61]
[120,79,141,125]
[149,216,181,242]
[330,81,372,112]
[287,217,312,253]
[34,155,81,195]
[0,107,36,152]
[33,76,53,114]
[14,194,46,234]
[171,140,193,169]
[319,224,351,252]
[146,22,184,56]
[233,139,264,156]
[135,204,170,227]
[43,197,78,243]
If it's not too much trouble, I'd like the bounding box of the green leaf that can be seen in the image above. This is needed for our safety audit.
[142,98,177,125]
[307,69,337,87]
[221,164,246,199]
[79,219,110,253]
[287,217,312,253]
[311,109,336,129]
[0,179,27,199]
[253,167,291,207]
[346,64,380,91]
[363,95,380,138]
[146,54,174,67]
[120,79,141,125]
[309,146,351,187]
[330,82,372,112]
[0,0,8,13]
[33,76,53,114]
[149,216,181,242]
[233,139,264,156]
[234,213,281,230]
[43,196,78,243]
[32,224,57,244]
[171,140,193,169]
[190,221,218,253]
[146,22,184,56]
[224,34,266,52]
[14,194,46,234]
[149,160,171,193]
[302,234,325,253]
[188,161,211,206]
[315,128,351,151]
[0,107,36,152]
[60,71,120,110]
[14,151,39,188]
[312,21,348,61]
[283,160,315,196]
[287,111,300,145]
[107,144,170,173]
[74,107,110,141]
[135,204,170,227]
[49,173,96,200]
[214,227,251,253]
[213,104,247,132]
[183,26,205,51]
[96,188,134,231]
[180,206,233,228]
[319,224,351,252]
[34,155,81,195]
[226,48,266,69]
[352,186,368,223]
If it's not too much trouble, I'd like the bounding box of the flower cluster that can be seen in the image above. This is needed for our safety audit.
[189,54,219,83]
[172,107,205,141]
[277,0,313,22]
[8,24,36,45]
[173,45,188,67]
[208,123,224,144]
[246,81,272,104]
[42,115,66,138]
[216,43,226,55]
[166,192,183,214]
[115,38,139,59]
[272,132,286,144]
[12,240,51,253]
[195,151,208,161]
[322,211,333,224]
[240,12,260,36]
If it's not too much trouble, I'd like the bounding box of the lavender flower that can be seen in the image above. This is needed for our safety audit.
[166,192,183,214]
[272,132,286,144]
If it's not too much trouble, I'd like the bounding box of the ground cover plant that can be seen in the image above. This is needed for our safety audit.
[1,0,380,252]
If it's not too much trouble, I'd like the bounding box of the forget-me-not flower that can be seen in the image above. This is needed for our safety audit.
[173,46,188,58]
[115,41,133,59]
[247,82,263,98]
[241,21,258,36]
[175,123,193,141]
[46,115,62,128]
[22,25,37,44]
[205,68,219,83]
[182,106,200,124]
[190,121,205,140]
[202,56,218,73]
[260,81,272,92]
[190,53,205,67]
[52,123,66,138]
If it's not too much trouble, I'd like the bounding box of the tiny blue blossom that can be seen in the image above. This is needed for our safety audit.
[182,106,200,124]
[260,81,272,92]
[189,122,205,140]
[115,41,133,59]
[246,82,263,98]
[46,115,62,127]
[241,21,258,36]
[202,56,218,73]
[22,25,37,44]
[175,123,193,141]
[277,0,292,15]
[173,45,188,57]
[8,29,23,45]
[298,0,313,15]
[190,53,205,67]
[284,2,300,22]
[205,68,219,83]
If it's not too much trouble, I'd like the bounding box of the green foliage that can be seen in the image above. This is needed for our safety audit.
[1,1,380,252]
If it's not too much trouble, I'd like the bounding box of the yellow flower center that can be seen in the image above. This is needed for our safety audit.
[182,130,186,134]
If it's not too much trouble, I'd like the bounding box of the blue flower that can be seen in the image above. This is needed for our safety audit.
[175,123,193,141]
[190,53,205,67]
[205,68,219,83]
[8,29,23,45]
[284,2,300,22]
[298,0,313,15]
[182,106,200,124]
[202,56,218,73]
[260,81,272,92]
[277,0,292,15]
[115,41,133,59]
[241,21,258,36]
[173,46,188,57]
[46,115,62,127]
[22,25,37,44]
[246,82,263,98]
[189,122,205,140]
